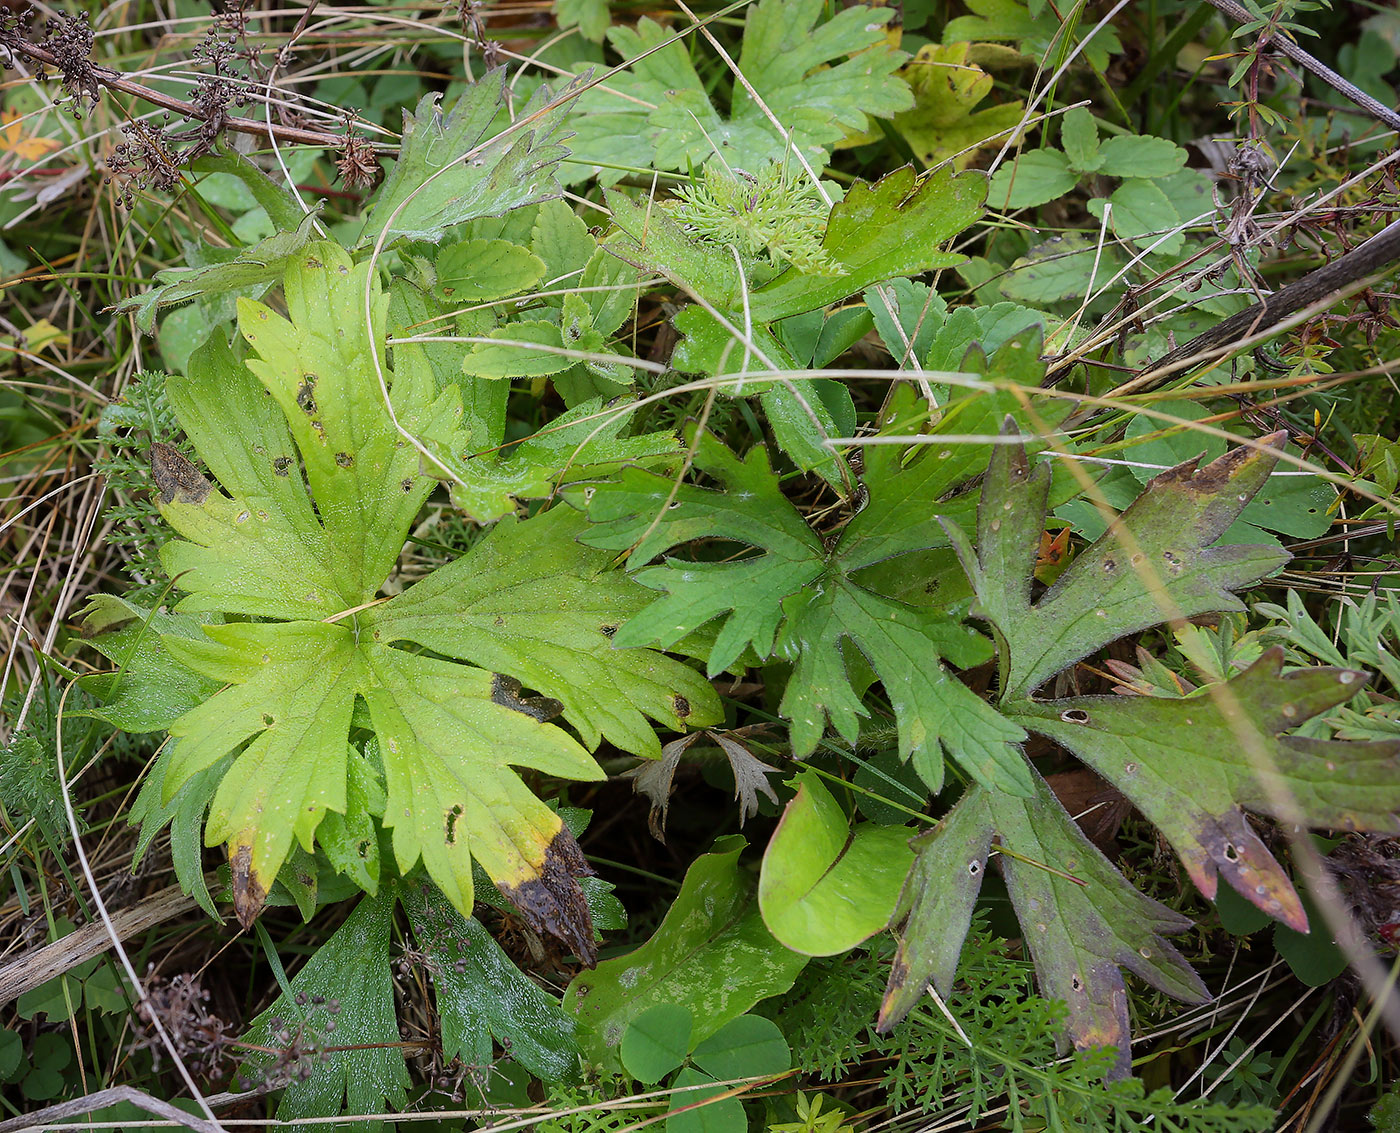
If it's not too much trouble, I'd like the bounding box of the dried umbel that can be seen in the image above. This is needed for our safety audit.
[132,972,235,1079]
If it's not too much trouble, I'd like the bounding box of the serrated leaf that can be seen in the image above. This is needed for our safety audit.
[114,213,321,334]
[988,148,1077,209]
[949,421,1291,700]
[1095,134,1188,180]
[1001,232,1122,304]
[913,425,1400,1072]
[151,243,719,953]
[584,408,1033,796]
[358,71,577,247]
[1014,649,1400,930]
[758,771,914,955]
[240,892,408,1132]
[564,837,808,1075]
[566,0,909,181]
[401,881,578,1080]
[435,237,545,302]
[1060,108,1102,173]
[1087,179,1181,249]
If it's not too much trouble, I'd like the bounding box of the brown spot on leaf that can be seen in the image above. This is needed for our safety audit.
[673,694,691,719]
[229,843,267,930]
[490,673,563,722]
[150,442,212,505]
[335,452,354,468]
[498,826,598,966]
[273,455,293,477]
[296,376,318,415]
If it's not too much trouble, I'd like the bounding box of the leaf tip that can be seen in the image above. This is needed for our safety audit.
[229,841,268,930]
[498,826,599,966]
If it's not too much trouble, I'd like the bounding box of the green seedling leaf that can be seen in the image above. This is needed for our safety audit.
[891,43,1025,169]
[1095,134,1188,180]
[1087,178,1181,250]
[114,212,321,334]
[1060,108,1102,173]
[565,0,909,182]
[690,1013,790,1080]
[621,1004,694,1084]
[564,838,807,1075]
[123,242,718,952]
[359,70,578,247]
[988,148,1077,209]
[434,237,546,302]
[401,881,578,1081]
[241,891,408,1131]
[759,771,914,955]
[584,388,1035,796]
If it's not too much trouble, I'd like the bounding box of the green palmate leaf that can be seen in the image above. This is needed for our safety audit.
[114,212,322,334]
[890,43,1025,169]
[132,241,719,951]
[564,0,909,184]
[564,837,807,1075]
[758,771,914,955]
[358,70,578,247]
[946,421,1292,702]
[583,391,1035,796]
[1016,649,1400,931]
[241,891,409,1133]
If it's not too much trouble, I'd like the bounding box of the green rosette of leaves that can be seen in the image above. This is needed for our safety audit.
[104,242,719,958]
